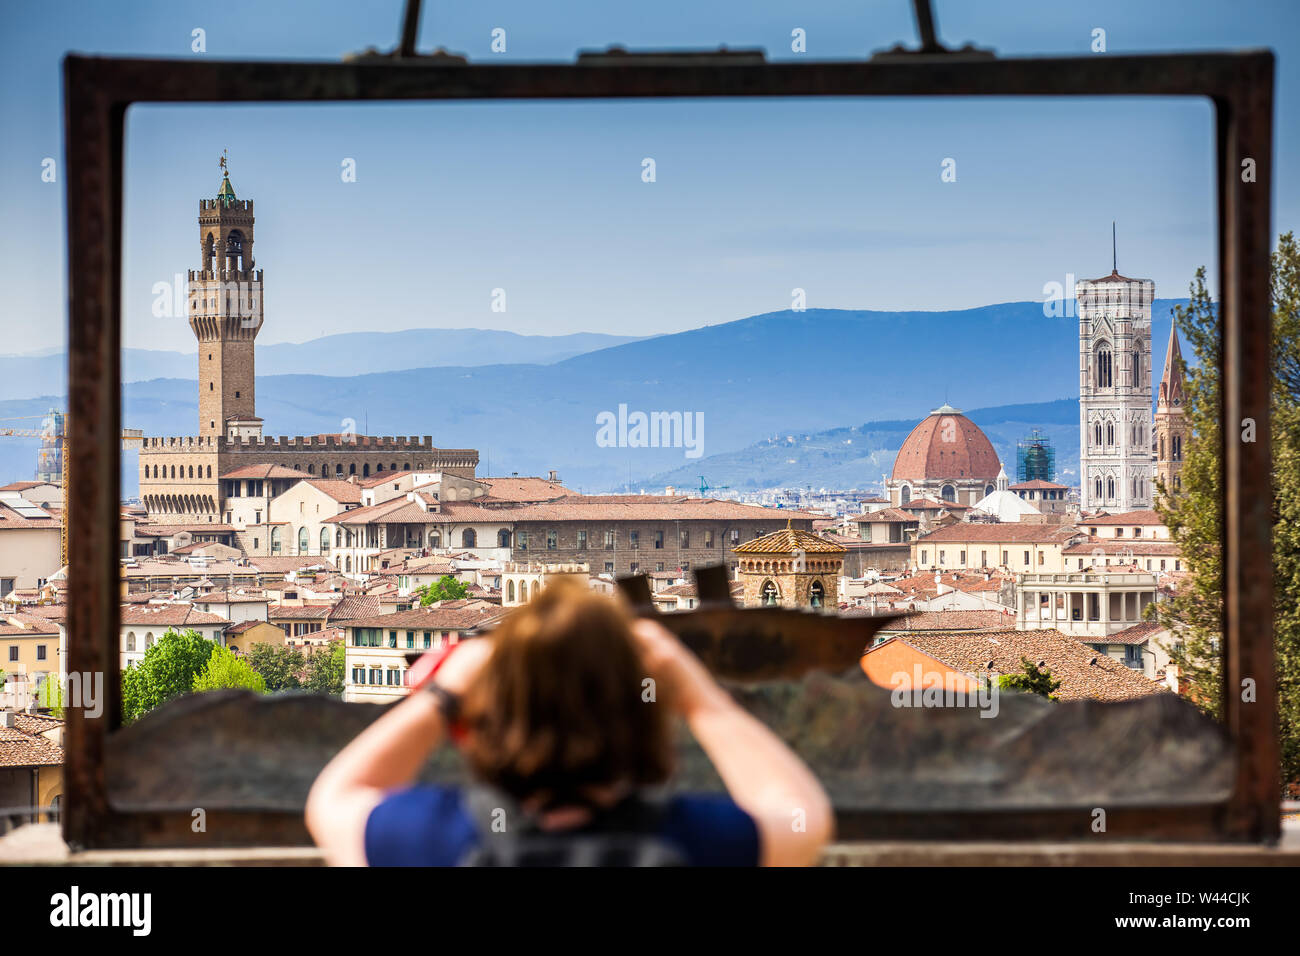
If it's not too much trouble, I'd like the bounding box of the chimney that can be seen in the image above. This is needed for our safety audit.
[0,710,14,728]
[547,470,559,483]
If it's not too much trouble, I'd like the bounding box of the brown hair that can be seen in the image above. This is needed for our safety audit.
[459,577,673,804]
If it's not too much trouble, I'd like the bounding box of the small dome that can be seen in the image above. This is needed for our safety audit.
[890,405,1001,483]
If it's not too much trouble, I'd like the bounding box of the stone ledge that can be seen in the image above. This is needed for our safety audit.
[3,820,1298,867]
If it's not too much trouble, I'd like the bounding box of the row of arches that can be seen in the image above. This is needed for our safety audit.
[757,578,826,608]
[739,558,839,574]
[143,494,215,514]
[307,461,412,478]
[124,632,157,653]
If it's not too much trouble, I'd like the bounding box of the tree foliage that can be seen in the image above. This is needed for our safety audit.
[303,640,345,697]
[1156,233,1300,791]
[417,574,470,606]
[996,657,1061,700]
[37,676,65,718]
[192,645,267,694]
[121,628,217,723]
[247,643,306,692]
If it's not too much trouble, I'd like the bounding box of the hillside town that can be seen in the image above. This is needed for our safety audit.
[0,169,1197,834]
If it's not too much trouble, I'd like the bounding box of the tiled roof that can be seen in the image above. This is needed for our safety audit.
[1008,479,1071,490]
[246,557,333,574]
[343,603,507,631]
[118,604,229,627]
[479,476,574,501]
[889,570,1011,595]
[916,524,1081,544]
[220,464,307,480]
[306,479,363,504]
[268,603,335,620]
[733,526,847,555]
[1100,621,1168,645]
[878,609,1015,632]
[329,595,382,620]
[0,719,64,768]
[889,628,1163,701]
[854,508,919,523]
[890,408,1001,483]
[1080,269,1149,285]
[226,620,282,634]
[133,524,237,536]
[0,500,58,527]
[1062,540,1181,556]
[360,470,414,489]
[1080,510,1166,526]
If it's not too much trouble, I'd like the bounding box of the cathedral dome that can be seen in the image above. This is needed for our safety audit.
[890,404,1001,482]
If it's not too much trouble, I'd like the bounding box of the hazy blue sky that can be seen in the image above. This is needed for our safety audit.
[3,0,1297,353]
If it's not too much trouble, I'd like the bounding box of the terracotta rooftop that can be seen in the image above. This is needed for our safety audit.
[733,526,847,555]
[1062,540,1181,556]
[1099,621,1168,646]
[118,604,229,627]
[1080,509,1166,526]
[882,628,1163,701]
[220,464,307,480]
[916,524,1081,544]
[306,478,363,504]
[877,609,1015,632]
[1008,479,1071,491]
[343,603,507,631]
[0,717,64,768]
[890,407,1001,483]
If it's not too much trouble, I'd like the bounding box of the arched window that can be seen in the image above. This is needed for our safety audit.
[206,465,212,478]
[809,580,825,608]
[430,530,441,548]
[462,529,477,548]
[308,464,315,475]
[349,463,356,475]
[761,580,779,607]
[320,528,330,553]
[1106,477,1115,499]
[345,555,352,572]
[498,529,512,548]
[1173,435,1182,461]
[520,581,528,602]
[1106,422,1114,446]
[363,464,370,477]
[298,527,310,554]
[899,485,911,504]
[336,529,342,547]
[1096,343,1113,388]
[507,580,515,602]
[145,632,155,649]
[1095,477,1103,499]
[1133,340,1145,386]
[940,484,956,503]
[391,463,397,472]
[270,527,282,554]
[126,632,136,652]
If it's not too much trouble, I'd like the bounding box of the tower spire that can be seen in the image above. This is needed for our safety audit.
[1112,221,1117,273]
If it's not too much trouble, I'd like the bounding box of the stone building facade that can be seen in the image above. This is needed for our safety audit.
[733,526,845,609]
[1077,266,1156,512]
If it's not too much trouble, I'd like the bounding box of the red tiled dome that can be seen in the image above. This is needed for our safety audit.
[890,404,1000,482]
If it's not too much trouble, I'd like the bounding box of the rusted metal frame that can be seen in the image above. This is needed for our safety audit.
[63,49,1275,849]
[1216,55,1280,843]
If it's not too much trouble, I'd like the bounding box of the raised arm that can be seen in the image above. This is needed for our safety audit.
[631,619,834,867]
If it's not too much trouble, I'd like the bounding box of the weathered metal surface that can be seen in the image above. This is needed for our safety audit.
[64,47,1276,849]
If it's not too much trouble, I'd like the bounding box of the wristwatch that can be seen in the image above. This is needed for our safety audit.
[423,681,462,723]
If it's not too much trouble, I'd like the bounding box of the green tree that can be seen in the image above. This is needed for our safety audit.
[192,645,267,694]
[121,628,217,722]
[247,643,306,692]
[997,657,1061,701]
[303,640,345,697]
[417,574,470,606]
[1156,233,1300,791]
[37,677,64,718]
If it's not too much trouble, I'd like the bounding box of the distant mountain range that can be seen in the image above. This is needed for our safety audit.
[0,328,644,402]
[0,300,1186,495]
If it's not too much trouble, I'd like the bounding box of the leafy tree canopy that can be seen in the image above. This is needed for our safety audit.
[193,645,267,694]
[121,628,217,722]
[417,575,470,607]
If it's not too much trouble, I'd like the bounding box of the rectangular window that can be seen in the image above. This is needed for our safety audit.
[939,550,945,564]
[679,529,689,549]
[369,668,382,685]
[920,550,927,564]
[388,631,397,648]
[1002,550,1009,565]
[423,632,431,648]
[629,531,639,550]
[656,562,665,572]
[546,530,558,550]
[604,530,615,550]
[604,562,614,573]
[654,531,664,549]
[630,562,639,574]
[980,550,987,567]
[518,531,528,550]
[1038,552,1045,566]
[406,632,414,648]
[1115,528,1124,537]
[351,667,364,685]
[959,551,965,565]
[730,529,740,546]
[704,529,715,548]
[1023,551,1031,566]
[576,530,587,550]
[37,645,47,661]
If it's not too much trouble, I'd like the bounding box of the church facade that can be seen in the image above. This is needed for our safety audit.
[138,165,478,523]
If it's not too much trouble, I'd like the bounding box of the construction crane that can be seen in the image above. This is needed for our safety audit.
[0,411,143,566]
[698,475,731,498]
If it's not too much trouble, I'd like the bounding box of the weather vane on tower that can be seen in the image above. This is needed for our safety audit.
[219,149,228,173]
